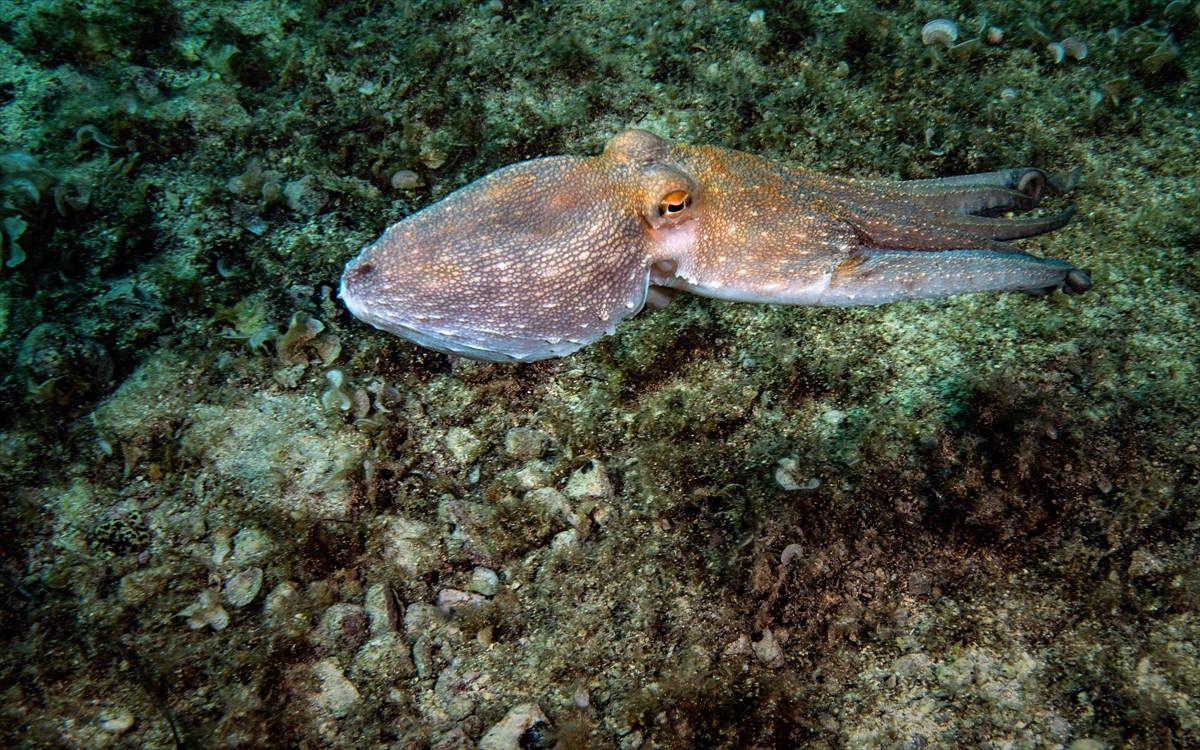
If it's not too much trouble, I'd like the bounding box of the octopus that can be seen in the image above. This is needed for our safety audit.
[340,130,1090,363]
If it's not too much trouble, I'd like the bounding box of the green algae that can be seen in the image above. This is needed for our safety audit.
[0,0,1199,748]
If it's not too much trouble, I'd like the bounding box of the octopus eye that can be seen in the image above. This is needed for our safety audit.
[658,189,692,218]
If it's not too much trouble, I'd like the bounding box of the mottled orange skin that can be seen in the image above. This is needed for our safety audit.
[341,130,1088,362]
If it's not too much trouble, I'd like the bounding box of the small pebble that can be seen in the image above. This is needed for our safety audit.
[365,582,402,635]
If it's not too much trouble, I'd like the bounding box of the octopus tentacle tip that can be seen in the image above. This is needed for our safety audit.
[1065,269,1093,294]
[1051,166,1084,195]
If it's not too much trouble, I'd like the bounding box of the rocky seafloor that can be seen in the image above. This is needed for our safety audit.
[1,0,1198,748]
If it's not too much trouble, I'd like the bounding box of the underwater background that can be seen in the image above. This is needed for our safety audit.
[1,0,1198,748]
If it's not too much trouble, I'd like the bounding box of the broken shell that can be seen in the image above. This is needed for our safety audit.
[390,169,423,190]
[985,26,1004,45]
[222,567,264,607]
[780,543,805,565]
[1061,36,1088,60]
[921,19,958,47]
[1047,42,1065,63]
[1143,39,1179,74]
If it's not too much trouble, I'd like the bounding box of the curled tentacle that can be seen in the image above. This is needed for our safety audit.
[903,205,1077,242]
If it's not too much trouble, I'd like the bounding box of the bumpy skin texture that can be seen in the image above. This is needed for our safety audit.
[341,130,1090,362]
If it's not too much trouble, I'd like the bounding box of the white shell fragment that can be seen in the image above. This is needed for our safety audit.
[921,19,959,47]
[780,543,805,566]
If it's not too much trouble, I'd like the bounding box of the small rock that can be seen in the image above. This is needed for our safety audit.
[564,459,612,500]
[264,581,302,627]
[222,567,264,608]
[479,703,550,750]
[431,727,477,750]
[381,515,444,575]
[437,588,488,618]
[619,730,644,750]
[470,567,499,596]
[936,654,975,689]
[1128,547,1166,578]
[752,629,786,668]
[351,632,414,681]
[551,529,580,552]
[446,427,483,464]
[283,175,329,216]
[514,460,552,489]
[173,511,207,541]
[413,634,436,679]
[311,658,360,718]
[527,487,578,527]
[403,602,443,643]
[504,427,550,460]
[907,572,932,596]
[317,604,370,651]
[724,634,750,656]
[364,582,402,635]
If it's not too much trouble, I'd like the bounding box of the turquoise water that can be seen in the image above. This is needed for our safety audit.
[0,1,1197,747]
